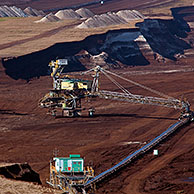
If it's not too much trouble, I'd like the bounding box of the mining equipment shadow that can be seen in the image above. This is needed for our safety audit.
[54,113,177,121]
[86,120,192,192]
[84,113,177,121]
[0,109,28,116]
[2,28,149,80]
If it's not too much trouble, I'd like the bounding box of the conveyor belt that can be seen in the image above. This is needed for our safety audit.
[98,90,182,110]
[84,118,189,188]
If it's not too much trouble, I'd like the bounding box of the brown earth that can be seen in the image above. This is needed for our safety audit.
[0,17,133,57]
[1,0,193,15]
[0,19,82,51]
[0,1,194,194]
[0,162,41,183]
[0,58,194,194]
[0,174,61,194]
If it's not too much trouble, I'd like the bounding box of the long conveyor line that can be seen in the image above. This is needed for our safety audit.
[84,118,190,189]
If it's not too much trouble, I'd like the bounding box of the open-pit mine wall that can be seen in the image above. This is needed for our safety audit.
[2,14,192,80]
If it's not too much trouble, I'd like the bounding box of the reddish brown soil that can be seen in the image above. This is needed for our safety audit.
[2,0,93,11]
[0,0,181,14]
[0,58,194,194]
[0,20,81,51]
[0,2,194,194]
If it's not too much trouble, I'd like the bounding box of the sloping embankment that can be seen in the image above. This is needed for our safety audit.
[2,10,192,80]
[0,163,41,184]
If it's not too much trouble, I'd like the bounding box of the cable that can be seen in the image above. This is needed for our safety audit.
[103,69,176,100]
[101,70,134,96]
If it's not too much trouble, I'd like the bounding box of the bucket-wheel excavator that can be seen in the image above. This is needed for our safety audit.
[41,59,193,194]
[39,59,193,120]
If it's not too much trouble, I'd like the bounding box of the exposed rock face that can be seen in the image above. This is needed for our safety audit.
[99,30,152,66]
[2,15,192,80]
[136,19,191,60]
[0,163,41,184]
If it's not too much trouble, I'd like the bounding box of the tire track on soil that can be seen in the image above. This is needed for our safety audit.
[0,21,81,51]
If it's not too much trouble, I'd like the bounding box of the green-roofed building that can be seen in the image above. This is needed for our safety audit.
[53,154,84,173]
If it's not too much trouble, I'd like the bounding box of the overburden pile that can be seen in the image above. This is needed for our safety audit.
[36,8,144,27]
[77,9,144,28]
[55,9,81,20]
[0,5,44,17]
[77,12,128,28]
[24,7,44,16]
[75,8,95,18]
[36,8,94,23]
[35,13,60,23]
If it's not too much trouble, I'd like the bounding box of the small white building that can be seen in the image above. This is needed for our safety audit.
[153,149,158,156]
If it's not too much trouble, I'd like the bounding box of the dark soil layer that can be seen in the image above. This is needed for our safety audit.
[2,15,192,80]
[0,0,183,14]
[0,163,41,184]
[0,57,194,194]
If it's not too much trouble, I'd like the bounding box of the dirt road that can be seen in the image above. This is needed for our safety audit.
[0,21,81,51]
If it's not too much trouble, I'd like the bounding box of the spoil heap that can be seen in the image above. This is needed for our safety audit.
[35,13,60,23]
[75,8,94,18]
[0,5,44,17]
[34,8,143,25]
[24,7,45,16]
[55,9,81,20]
[36,8,94,22]
[77,9,144,28]
[0,5,27,17]
[117,10,144,21]
[77,12,128,28]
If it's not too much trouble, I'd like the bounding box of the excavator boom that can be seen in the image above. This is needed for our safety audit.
[39,61,192,118]
[97,90,182,109]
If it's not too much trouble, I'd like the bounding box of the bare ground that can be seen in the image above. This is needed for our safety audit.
[0,58,194,193]
[0,1,194,194]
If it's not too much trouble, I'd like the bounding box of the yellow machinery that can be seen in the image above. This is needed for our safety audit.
[39,59,94,117]
[49,59,92,91]
[39,59,193,119]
